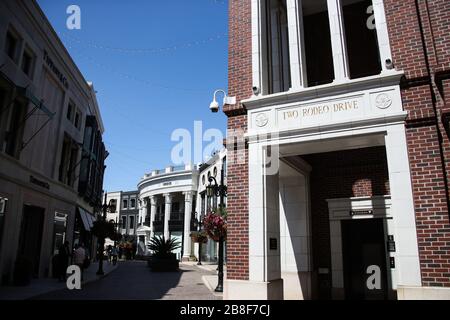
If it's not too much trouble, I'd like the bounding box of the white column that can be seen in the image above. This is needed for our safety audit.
[327,0,350,81]
[246,142,283,299]
[372,0,393,72]
[182,191,193,260]
[385,124,421,287]
[150,196,157,238]
[286,0,307,90]
[163,194,172,240]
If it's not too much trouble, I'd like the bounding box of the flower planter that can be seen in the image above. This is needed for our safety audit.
[147,254,179,272]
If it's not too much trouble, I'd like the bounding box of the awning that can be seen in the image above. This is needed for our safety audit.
[0,68,55,151]
[77,207,96,231]
[77,207,90,231]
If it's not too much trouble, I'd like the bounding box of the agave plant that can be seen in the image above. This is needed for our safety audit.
[148,235,181,258]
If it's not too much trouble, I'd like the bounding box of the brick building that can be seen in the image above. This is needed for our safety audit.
[224,0,450,300]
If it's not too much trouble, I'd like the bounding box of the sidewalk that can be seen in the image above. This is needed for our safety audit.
[0,261,118,300]
[180,261,225,298]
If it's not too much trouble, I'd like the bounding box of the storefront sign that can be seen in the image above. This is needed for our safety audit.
[43,50,69,89]
[350,209,373,216]
[277,97,363,129]
[30,175,50,190]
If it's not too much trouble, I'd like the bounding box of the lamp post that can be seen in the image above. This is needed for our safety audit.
[206,88,232,293]
[96,193,108,275]
[96,193,113,276]
[195,212,205,266]
[206,162,227,293]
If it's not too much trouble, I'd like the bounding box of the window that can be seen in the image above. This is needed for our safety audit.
[58,134,79,187]
[129,216,135,230]
[264,0,291,94]
[52,212,68,255]
[342,0,381,79]
[4,99,27,158]
[67,102,74,122]
[201,193,206,215]
[130,198,136,209]
[122,216,127,229]
[172,202,180,213]
[122,199,128,210]
[109,199,117,212]
[74,110,81,130]
[4,30,19,62]
[303,0,334,87]
[21,47,35,78]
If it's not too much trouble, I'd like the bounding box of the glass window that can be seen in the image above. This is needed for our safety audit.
[342,0,381,79]
[122,216,127,229]
[5,30,18,61]
[265,0,291,94]
[129,216,134,230]
[21,48,34,78]
[122,199,128,210]
[74,110,81,130]
[67,102,74,122]
[303,0,334,87]
[109,199,117,212]
[5,99,27,158]
[52,212,67,255]
[201,193,206,215]
[58,134,79,187]
[130,198,136,209]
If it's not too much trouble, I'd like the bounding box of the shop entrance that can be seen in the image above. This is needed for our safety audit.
[341,218,388,300]
[17,205,45,277]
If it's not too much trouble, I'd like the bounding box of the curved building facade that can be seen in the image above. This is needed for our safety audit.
[137,164,198,260]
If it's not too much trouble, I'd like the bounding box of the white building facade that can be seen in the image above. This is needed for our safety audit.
[0,0,107,283]
[136,150,227,262]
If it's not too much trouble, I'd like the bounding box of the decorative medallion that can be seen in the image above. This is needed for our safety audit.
[375,93,392,109]
[255,113,269,127]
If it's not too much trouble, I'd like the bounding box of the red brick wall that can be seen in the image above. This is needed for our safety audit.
[303,147,390,297]
[224,0,252,280]
[226,0,450,287]
[384,0,450,287]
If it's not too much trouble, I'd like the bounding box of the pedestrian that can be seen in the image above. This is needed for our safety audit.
[73,243,86,281]
[107,245,112,264]
[111,246,118,266]
[57,241,70,281]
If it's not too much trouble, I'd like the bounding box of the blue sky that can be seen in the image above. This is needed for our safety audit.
[37,0,229,192]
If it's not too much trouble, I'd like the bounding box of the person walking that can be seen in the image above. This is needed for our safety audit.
[73,243,86,281]
[57,241,70,281]
[111,246,118,266]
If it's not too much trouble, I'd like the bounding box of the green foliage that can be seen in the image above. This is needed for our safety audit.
[91,220,118,239]
[148,235,181,258]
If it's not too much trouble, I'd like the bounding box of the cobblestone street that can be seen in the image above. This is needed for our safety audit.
[32,261,221,300]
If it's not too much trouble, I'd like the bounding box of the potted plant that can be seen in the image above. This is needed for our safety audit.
[190,230,208,243]
[203,211,227,241]
[147,236,181,272]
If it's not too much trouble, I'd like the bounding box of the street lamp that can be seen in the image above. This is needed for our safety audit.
[96,193,114,276]
[205,162,227,293]
[194,212,205,265]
